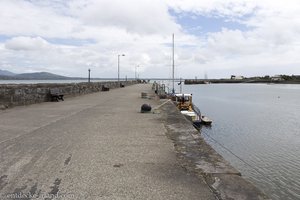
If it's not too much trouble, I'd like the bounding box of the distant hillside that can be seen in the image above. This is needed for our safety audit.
[15,72,69,80]
[0,69,77,80]
[0,69,16,76]
[0,75,15,80]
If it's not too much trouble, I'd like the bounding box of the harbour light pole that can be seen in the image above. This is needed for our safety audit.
[172,33,175,94]
[135,65,140,80]
[118,54,125,83]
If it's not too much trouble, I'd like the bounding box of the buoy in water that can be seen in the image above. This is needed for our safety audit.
[141,104,152,113]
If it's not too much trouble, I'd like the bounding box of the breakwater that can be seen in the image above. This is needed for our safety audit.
[0,81,136,109]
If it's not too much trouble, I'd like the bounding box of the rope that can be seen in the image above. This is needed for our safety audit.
[201,130,273,182]
[152,99,171,110]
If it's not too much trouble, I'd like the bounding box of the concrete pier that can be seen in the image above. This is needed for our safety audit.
[0,84,216,200]
[0,84,268,200]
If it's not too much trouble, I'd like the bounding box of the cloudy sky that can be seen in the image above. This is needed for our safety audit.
[0,0,300,79]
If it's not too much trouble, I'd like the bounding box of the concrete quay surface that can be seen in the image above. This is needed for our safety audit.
[0,84,216,200]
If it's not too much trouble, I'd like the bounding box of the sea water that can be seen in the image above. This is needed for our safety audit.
[183,84,300,200]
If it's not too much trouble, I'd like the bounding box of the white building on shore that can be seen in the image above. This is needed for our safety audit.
[231,75,244,80]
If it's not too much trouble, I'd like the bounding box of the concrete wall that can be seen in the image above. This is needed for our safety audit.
[0,81,136,109]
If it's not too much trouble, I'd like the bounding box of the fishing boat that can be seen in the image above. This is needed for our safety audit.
[174,94,212,128]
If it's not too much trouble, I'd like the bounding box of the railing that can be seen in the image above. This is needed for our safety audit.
[192,103,202,117]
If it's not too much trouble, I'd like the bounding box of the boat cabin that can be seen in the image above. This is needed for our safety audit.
[174,94,193,111]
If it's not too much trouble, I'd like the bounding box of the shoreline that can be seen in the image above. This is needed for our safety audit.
[184,79,300,84]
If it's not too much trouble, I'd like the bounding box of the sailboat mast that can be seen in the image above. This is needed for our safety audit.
[172,33,175,94]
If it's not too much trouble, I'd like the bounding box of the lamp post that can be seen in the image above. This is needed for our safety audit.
[172,33,175,94]
[118,54,125,83]
[88,68,91,83]
[135,65,140,80]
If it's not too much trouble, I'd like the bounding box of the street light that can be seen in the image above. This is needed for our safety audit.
[135,65,140,80]
[118,54,125,83]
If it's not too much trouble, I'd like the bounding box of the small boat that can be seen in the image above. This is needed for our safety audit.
[180,110,202,128]
[173,93,212,128]
[201,115,212,125]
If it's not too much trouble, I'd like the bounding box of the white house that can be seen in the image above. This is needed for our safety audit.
[271,75,283,81]
[231,75,244,80]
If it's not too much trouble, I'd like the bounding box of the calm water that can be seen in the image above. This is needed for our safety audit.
[184,84,300,200]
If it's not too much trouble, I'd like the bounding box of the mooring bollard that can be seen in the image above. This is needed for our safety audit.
[141,104,152,113]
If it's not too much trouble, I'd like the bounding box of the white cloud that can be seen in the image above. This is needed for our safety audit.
[0,0,300,78]
[164,0,300,77]
[5,36,49,51]
[166,0,257,18]
[0,0,79,38]
[70,0,180,35]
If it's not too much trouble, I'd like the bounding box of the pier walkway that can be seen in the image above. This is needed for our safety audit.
[0,84,215,200]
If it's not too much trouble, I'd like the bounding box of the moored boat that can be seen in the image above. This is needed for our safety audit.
[180,110,202,128]
[173,93,212,128]
[201,115,212,125]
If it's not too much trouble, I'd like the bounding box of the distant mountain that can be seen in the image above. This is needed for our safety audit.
[0,70,76,80]
[0,69,16,76]
[15,72,69,80]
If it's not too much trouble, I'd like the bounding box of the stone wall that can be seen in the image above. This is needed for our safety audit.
[0,81,136,109]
